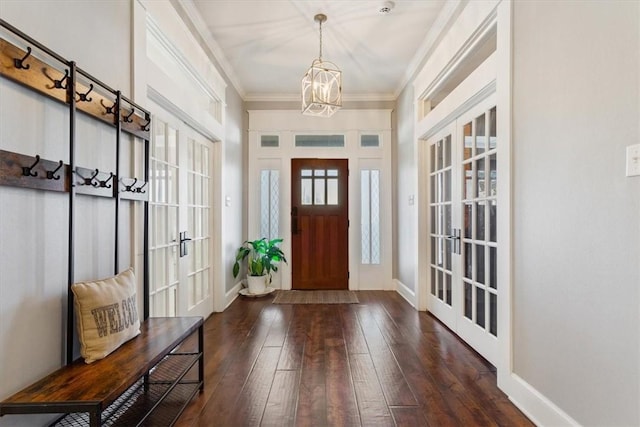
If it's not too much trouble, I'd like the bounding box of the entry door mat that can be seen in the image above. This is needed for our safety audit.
[272,290,359,304]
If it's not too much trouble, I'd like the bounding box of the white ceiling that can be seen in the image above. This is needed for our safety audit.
[185,0,447,101]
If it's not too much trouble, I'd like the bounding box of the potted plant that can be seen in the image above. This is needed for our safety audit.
[233,238,287,294]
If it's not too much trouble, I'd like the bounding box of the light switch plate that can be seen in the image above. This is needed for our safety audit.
[626,144,640,177]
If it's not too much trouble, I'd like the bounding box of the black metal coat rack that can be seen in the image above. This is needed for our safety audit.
[0,19,152,364]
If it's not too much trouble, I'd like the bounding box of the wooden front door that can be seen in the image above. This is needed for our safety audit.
[291,159,349,289]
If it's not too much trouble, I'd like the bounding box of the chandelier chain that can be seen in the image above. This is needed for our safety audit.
[318,18,323,60]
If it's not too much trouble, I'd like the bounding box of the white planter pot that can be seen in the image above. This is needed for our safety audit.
[246,275,267,294]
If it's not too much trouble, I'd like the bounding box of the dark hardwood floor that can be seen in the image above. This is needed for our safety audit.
[176,291,532,427]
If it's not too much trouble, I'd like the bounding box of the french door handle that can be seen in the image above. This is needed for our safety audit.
[179,231,192,257]
[445,229,461,255]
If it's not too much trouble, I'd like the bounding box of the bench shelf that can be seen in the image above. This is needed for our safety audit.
[0,317,204,427]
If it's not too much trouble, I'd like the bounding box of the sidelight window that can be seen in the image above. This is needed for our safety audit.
[361,169,380,264]
[260,170,280,240]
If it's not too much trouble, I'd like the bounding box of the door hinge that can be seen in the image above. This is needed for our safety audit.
[348,272,350,279]
[348,220,350,227]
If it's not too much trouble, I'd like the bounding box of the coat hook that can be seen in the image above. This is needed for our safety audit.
[46,160,64,180]
[14,47,32,70]
[43,68,69,90]
[141,118,151,132]
[80,168,100,186]
[98,172,114,188]
[22,154,40,177]
[100,99,118,115]
[76,84,94,102]
[54,70,69,89]
[123,109,135,123]
[135,181,147,194]
[124,177,137,192]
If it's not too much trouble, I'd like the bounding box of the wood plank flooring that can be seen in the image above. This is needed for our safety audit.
[176,291,532,427]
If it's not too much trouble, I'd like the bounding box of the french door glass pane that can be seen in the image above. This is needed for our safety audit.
[430,144,436,171]
[476,287,485,327]
[431,268,436,295]
[464,282,472,319]
[464,243,472,279]
[489,154,497,196]
[489,107,497,149]
[475,113,486,155]
[167,127,177,166]
[444,170,451,201]
[464,163,473,199]
[476,158,485,197]
[464,203,472,238]
[489,246,497,290]
[444,135,452,168]
[476,201,485,240]
[444,204,451,237]
[489,201,497,242]
[436,139,443,169]
[430,237,436,265]
[155,125,166,161]
[476,244,485,284]
[168,166,177,204]
[463,123,472,160]
[489,293,497,336]
[444,240,451,270]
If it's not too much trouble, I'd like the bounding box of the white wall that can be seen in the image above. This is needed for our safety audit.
[222,83,244,294]
[511,1,640,425]
[395,84,418,296]
[0,1,134,426]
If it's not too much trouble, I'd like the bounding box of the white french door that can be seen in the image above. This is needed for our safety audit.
[427,122,458,328]
[149,109,214,319]
[428,94,498,363]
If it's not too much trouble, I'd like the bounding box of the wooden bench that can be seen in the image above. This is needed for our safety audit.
[0,317,203,427]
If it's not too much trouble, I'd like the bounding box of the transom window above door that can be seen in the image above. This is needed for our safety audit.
[301,169,339,205]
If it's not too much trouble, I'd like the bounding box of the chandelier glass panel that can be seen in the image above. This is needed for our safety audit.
[301,14,342,117]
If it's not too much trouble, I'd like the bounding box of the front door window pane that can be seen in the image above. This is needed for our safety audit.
[314,178,325,205]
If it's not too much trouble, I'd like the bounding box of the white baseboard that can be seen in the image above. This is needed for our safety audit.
[224,281,244,309]
[394,279,416,308]
[499,372,579,427]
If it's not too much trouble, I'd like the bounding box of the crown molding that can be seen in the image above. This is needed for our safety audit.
[394,0,467,98]
[176,0,246,99]
[244,92,397,103]
[146,15,224,102]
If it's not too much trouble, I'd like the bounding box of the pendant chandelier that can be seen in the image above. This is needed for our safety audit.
[301,14,342,117]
